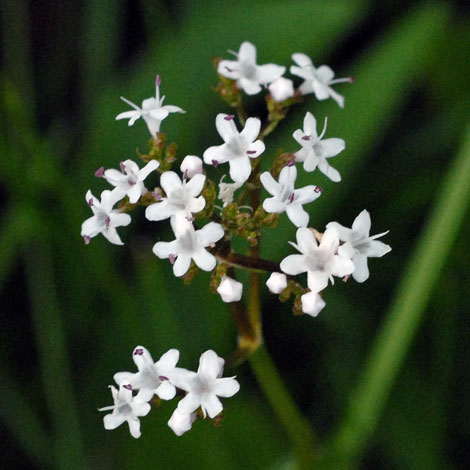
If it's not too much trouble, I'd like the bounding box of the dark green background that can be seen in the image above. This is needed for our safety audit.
[1,1,469,468]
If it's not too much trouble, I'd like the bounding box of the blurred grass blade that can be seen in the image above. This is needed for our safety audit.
[0,365,49,467]
[24,237,86,469]
[325,123,470,467]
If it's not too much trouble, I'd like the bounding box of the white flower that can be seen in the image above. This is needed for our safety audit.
[293,112,345,182]
[260,165,322,227]
[81,190,131,245]
[266,272,287,294]
[171,350,240,419]
[218,41,285,95]
[203,114,265,183]
[153,215,224,277]
[99,381,151,439]
[115,75,185,136]
[168,409,197,437]
[217,276,243,303]
[268,77,295,102]
[180,155,203,179]
[113,346,180,402]
[290,53,352,108]
[280,227,354,293]
[103,159,159,204]
[327,210,391,283]
[145,171,206,223]
[218,175,243,206]
[301,291,326,317]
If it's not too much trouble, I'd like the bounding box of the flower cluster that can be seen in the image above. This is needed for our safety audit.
[99,346,239,437]
[82,40,391,438]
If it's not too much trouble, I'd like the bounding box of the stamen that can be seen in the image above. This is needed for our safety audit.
[314,186,323,193]
[95,167,105,178]
[286,158,295,167]
[169,254,176,264]
[186,215,194,222]
[288,193,295,203]
[83,235,91,245]
[183,169,188,181]
[105,216,111,228]
[225,66,234,72]
[155,75,161,87]
[246,150,257,154]
[88,198,94,207]
[152,189,163,200]
[318,118,328,141]
[342,274,350,282]
[158,376,168,381]
[302,135,311,141]
[212,160,219,167]
[224,114,235,121]
[134,348,144,356]
[120,162,126,173]
[123,384,132,390]
[120,96,141,111]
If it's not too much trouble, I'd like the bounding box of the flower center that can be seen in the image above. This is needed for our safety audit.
[240,62,257,79]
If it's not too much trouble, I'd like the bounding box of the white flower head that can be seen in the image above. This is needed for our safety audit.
[280,226,354,293]
[180,155,203,179]
[113,346,180,402]
[171,350,240,419]
[266,272,288,294]
[203,113,265,183]
[99,381,151,439]
[218,41,285,95]
[81,190,131,245]
[260,164,322,227]
[268,77,295,102]
[116,75,185,136]
[153,214,224,277]
[293,112,345,182]
[327,210,391,283]
[168,408,197,437]
[145,171,206,223]
[290,53,353,108]
[218,175,243,206]
[301,291,326,317]
[217,276,243,303]
[103,159,159,204]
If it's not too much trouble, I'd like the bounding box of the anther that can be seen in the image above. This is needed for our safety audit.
[314,186,323,193]
[224,115,235,121]
[134,348,144,356]
[212,160,219,167]
[123,384,132,390]
[83,235,91,245]
[105,216,111,228]
[155,75,162,87]
[169,254,176,264]
[88,198,94,207]
[302,135,311,141]
[95,167,105,178]
[120,162,126,173]
[246,150,257,155]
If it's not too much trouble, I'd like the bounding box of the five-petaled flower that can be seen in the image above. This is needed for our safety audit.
[203,113,265,182]
[280,226,354,293]
[260,165,322,227]
[327,210,391,283]
[114,346,180,402]
[81,190,131,245]
[145,171,206,223]
[290,53,352,108]
[103,159,159,204]
[171,350,240,418]
[152,213,224,276]
[99,381,151,439]
[116,75,185,136]
[218,41,285,95]
[293,112,345,182]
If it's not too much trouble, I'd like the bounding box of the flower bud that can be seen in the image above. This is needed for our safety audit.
[180,155,203,179]
[268,77,295,102]
[301,291,326,317]
[266,272,287,294]
[217,276,243,303]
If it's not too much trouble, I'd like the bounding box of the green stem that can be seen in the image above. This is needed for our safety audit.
[324,124,470,468]
[250,346,317,469]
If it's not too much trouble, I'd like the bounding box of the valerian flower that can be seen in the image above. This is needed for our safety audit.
[145,171,206,223]
[99,381,151,439]
[280,226,354,293]
[203,114,265,183]
[113,346,180,402]
[218,41,285,95]
[103,159,159,204]
[327,210,391,283]
[217,276,243,303]
[171,350,240,419]
[81,190,131,245]
[115,75,185,136]
[152,213,224,277]
[260,164,322,227]
[293,112,345,182]
[290,53,352,108]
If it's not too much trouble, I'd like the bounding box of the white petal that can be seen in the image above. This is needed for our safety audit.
[104,169,127,186]
[193,249,216,272]
[256,64,285,84]
[143,116,161,136]
[260,171,281,196]
[303,153,319,172]
[163,105,185,114]
[177,393,201,415]
[296,227,318,253]
[127,184,142,204]
[185,173,206,197]
[307,270,329,293]
[312,81,331,101]
[198,350,224,380]
[352,210,371,236]
[203,144,230,165]
[229,156,252,182]
[160,171,182,195]
[303,112,318,139]
[316,65,335,83]
[329,255,355,278]
[352,254,369,283]
[187,196,206,214]
[214,377,240,397]
[293,185,321,205]
[173,254,191,277]
[132,345,154,370]
[81,216,102,238]
[286,204,309,227]
[127,417,142,439]
[278,165,296,187]
[139,159,159,180]
[168,409,196,436]
[280,254,308,275]
[292,53,312,67]
[246,140,265,158]
[157,348,179,371]
[149,108,169,120]
[218,60,240,79]
[152,240,178,259]
[103,413,126,430]
[216,113,239,142]
[328,87,345,108]
[239,77,262,95]
[240,117,261,143]
[201,394,223,419]
[298,80,314,95]
[156,381,176,400]
[116,110,140,122]
[197,222,224,245]
[263,197,286,214]
[317,160,341,182]
[320,138,345,157]
[325,221,353,243]
[145,200,175,221]
[102,227,124,245]
[364,240,392,258]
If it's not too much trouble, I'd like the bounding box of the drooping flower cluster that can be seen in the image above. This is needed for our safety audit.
[99,346,240,437]
[81,40,391,438]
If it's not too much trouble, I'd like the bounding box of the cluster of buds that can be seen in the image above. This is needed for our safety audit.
[99,347,239,437]
[82,41,390,437]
